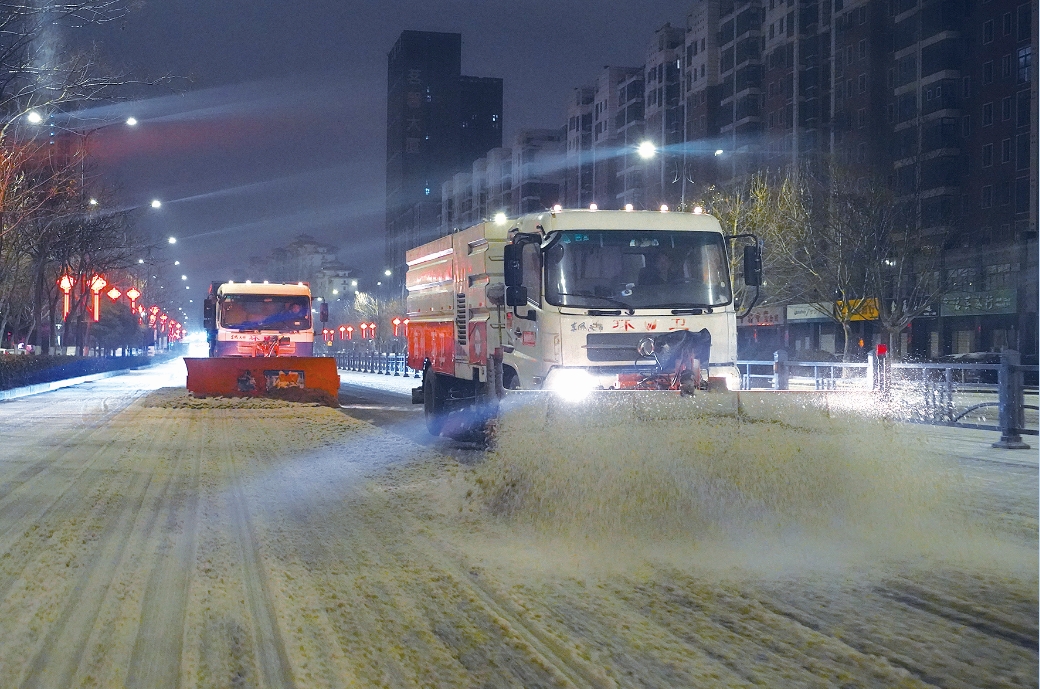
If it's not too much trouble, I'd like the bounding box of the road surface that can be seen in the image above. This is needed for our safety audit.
[0,360,1034,688]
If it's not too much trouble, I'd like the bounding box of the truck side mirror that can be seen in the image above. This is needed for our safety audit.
[505,285,528,307]
[743,244,763,287]
[319,302,329,323]
[203,298,216,331]
[503,243,523,287]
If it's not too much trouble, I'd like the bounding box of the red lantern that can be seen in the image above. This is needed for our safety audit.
[392,317,402,337]
[338,325,347,340]
[89,274,107,322]
[106,287,122,301]
[125,287,141,311]
[57,274,75,318]
[345,325,354,340]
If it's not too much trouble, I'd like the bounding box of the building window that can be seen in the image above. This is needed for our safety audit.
[847,45,854,64]
[1002,138,1012,162]
[982,102,993,125]
[983,61,993,84]
[1002,96,1012,120]
[1016,133,1030,170]
[1017,91,1031,127]
[1018,46,1032,84]
[858,108,867,127]
[962,76,970,98]
[982,20,993,43]
[858,39,867,59]
[982,143,993,166]
[1003,12,1013,34]
[1002,54,1012,79]
[962,115,971,136]
[887,103,895,122]
[981,185,993,207]
[859,74,867,92]
[1018,4,1032,41]
[985,263,1012,288]
[1001,180,1012,205]
[1015,176,1030,212]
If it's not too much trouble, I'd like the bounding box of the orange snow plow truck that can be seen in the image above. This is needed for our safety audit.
[184,281,339,398]
[406,208,762,438]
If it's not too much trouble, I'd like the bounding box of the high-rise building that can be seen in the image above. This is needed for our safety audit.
[643,24,687,207]
[385,31,502,283]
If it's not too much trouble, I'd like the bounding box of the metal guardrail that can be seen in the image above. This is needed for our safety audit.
[332,350,420,379]
[738,349,1037,448]
[332,347,1034,449]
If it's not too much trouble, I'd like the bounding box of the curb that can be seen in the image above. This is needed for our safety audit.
[0,368,135,402]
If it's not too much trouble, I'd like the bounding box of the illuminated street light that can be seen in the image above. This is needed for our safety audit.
[638,141,656,159]
[88,198,98,206]
[714,149,724,156]
[138,259,144,264]
[174,260,180,265]
[151,199,162,209]
[181,275,187,280]
[126,117,138,126]
[384,269,392,277]
[26,111,42,124]
[168,237,176,244]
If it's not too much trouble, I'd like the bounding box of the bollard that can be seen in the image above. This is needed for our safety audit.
[993,349,1030,449]
[773,350,789,390]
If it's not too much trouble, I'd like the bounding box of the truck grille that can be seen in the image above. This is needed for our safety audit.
[584,333,651,362]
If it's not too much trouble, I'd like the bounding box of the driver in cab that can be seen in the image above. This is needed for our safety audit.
[638,252,674,286]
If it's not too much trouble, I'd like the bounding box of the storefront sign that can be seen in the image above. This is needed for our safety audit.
[786,303,832,322]
[941,289,1016,317]
[740,305,786,326]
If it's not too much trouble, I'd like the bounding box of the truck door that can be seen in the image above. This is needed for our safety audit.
[508,242,542,386]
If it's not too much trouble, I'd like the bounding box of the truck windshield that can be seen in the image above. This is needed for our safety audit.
[219,295,312,331]
[544,230,731,310]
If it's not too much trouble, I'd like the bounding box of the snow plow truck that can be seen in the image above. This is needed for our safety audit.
[183,281,340,398]
[406,208,762,437]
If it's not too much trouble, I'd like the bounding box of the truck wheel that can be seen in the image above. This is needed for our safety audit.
[423,367,445,436]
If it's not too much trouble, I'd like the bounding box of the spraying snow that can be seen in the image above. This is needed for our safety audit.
[463,391,1036,578]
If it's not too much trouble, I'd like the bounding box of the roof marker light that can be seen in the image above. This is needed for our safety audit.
[552,204,562,212]
[624,203,634,211]
[660,204,669,212]
[589,203,598,211]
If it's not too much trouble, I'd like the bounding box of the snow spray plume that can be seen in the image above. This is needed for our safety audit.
[468,391,1030,572]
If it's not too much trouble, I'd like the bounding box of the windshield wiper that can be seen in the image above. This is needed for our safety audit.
[555,291,634,315]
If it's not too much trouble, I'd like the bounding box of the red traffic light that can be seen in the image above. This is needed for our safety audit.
[876,343,888,357]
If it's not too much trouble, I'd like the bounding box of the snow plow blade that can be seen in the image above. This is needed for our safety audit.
[496,389,882,433]
[184,357,340,399]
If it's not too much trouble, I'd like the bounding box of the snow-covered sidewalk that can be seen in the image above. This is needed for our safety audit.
[337,368,418,396]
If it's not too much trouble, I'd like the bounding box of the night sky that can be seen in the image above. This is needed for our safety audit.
[75,0,695,290]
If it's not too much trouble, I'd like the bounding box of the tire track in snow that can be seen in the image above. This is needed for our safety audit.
[124,412,204,688]
[221,411,297,689]
[15,411,182,689]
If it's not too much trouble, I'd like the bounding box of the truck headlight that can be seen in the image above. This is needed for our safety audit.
[544,368,598,402]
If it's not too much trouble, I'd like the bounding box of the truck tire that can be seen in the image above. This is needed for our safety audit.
[423,367,445,436]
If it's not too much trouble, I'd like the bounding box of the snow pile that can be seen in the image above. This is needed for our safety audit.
[466,392,1028,573]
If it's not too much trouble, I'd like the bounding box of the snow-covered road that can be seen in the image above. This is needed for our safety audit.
[0,361,1035,688]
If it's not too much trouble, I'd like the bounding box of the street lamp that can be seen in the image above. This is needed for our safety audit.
[637,141,657,159]
[168,236,176,244]
[151,199,162,209]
